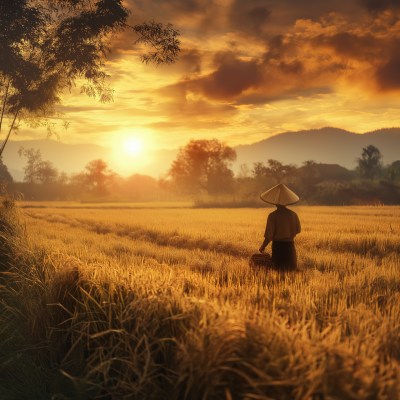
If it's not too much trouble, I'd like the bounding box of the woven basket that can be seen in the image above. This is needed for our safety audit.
[249,253,273,270]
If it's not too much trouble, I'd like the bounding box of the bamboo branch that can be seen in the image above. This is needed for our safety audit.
[0,109,19,157]
[0,78,11,134]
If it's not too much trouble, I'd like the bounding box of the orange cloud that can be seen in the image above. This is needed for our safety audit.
[15,0,400,158]
[194,55,264,100]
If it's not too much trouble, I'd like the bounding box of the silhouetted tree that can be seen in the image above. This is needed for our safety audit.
[168,139,237,194]
[299,160,319,188]
[84,159,113,196]
[356,145,383,179]
[388,167,398,183]
[18,147,43,184]
[124,174,157,200]
[19,146,58,184]
[0,157,13,183]
[252,162,267,179]
[68,172,87,199]
[36,160,59,184]
[267,159,297,182]
[0,0,181,155]
[58,172,69,186]
[266,160,286,182]
[252,160,297,182]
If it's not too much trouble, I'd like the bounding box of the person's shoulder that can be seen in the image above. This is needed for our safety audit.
[268,209,278,218]
[286,207,298,216]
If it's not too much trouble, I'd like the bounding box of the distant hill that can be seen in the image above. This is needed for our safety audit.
[3,127,400,180]
[234,127,400,172]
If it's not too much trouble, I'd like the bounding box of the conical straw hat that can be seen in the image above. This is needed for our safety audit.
[260,183,299,206]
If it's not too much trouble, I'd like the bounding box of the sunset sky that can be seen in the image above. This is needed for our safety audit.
[14,0,400,166]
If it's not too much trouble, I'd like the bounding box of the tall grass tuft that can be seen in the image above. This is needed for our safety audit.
[0,191,27,274]
[0,195,88,399]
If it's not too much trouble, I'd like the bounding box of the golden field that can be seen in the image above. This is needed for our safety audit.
[2,202,400,399]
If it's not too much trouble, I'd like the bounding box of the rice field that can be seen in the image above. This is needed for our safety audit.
[2,203,400,399]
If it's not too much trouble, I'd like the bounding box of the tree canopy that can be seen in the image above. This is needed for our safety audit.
[299,160,319,189]
[356,145,383,180]
[84,159,114,196]
[168,139,237,195]
[18,146,59,184]
[252,159,296,182]
[0,0,180,155]
[18,147,44,184]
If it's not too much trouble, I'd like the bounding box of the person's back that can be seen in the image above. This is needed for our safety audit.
[258,183,301,271]
[264,206,301,243]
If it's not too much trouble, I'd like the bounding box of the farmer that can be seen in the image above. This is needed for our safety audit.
[259,183,301,271]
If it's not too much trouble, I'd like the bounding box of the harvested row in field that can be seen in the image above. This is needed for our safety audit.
[25,207,400,260]
[25,212,253,258]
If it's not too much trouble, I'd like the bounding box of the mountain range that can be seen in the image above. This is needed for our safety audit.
[234,127,400,172]
[3,127,400,181]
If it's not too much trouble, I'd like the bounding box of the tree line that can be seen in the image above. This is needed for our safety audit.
[162,140,400,205]
[0,140,399,205]
[162,140,399,203]
[0,148,162,202]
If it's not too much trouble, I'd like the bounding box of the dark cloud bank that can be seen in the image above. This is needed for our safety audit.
[128,0,400,104]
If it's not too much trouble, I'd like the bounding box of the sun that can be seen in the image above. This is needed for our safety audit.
[123,138,143,157]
